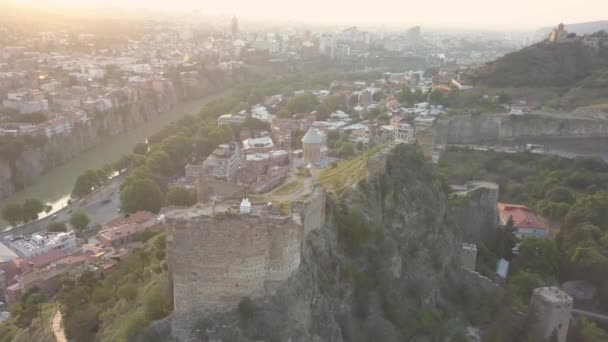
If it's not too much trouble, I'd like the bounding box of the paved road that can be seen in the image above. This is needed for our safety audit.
[572,308,608,323]
[0,173,124,240]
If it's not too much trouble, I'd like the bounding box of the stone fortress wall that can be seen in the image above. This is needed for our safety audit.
[166,186,326,340]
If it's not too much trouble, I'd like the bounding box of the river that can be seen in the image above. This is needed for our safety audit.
[0,92,224,228]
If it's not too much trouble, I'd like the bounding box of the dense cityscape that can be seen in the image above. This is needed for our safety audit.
[0,1,608,342]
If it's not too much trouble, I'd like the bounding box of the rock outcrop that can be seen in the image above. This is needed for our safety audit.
[168,144,476,342]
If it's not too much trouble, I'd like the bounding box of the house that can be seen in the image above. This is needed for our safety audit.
[242,136,275,154]
[8,232,78,260]
[251,105,275,122]
[97,211,159,248]
[202,143,242,183]
[217,113,247,126]
[497,202,547,239]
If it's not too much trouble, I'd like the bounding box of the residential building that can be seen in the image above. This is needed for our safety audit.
[97,211,160,248]
[3,89,48,114]
[497,202,547,239]
[217,113,246,126]
[8,232,78,260]
[202,143,242,183]
[185,164,205,184]
[243,136,275,154]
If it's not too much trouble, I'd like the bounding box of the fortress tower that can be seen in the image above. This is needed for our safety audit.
[166,186,326,341]
[414,117,435,160]
[530,286,572,342]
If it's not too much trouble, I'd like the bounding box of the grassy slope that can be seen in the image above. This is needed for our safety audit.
[0,303,56,342]
[319,146,382,194]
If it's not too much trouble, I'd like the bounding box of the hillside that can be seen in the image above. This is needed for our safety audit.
[466,41,608,88]
[539,21,608,36]
[156,143,526,341]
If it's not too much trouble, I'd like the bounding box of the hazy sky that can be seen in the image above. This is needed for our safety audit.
[12,0,608,30]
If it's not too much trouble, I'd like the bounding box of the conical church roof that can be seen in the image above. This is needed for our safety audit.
[301,127,322,144]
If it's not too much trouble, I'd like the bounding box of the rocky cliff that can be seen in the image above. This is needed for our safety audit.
[0,79,187,200]
[165,144,482,342]
[434,113,608,145]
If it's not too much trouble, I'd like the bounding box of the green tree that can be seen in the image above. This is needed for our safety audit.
[133,142,148,155]
[22,198,45,221]
[243,117,270,131]
[63,305,99,342]
[145,150,172,176]
[285,92,319,114]
[567,317,608,341]
[120,178,163,214]
[166,186,197,207]
[73,169,103,197]
[48,222,67,232]
[516,238,560,277]
[238,296,255,320]
[70,209,90,231]
[508,270,544,301]
[118,283,138,301]
[2,203,23,226]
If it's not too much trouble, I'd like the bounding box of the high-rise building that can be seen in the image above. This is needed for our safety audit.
[231,16,239,38]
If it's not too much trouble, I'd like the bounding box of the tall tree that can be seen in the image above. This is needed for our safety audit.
[2,203,23,226]
[120,178,163,214]
[70,209,91,231]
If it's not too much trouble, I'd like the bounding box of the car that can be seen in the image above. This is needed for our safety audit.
[67,209,73,214]
[50,214,58,220]
[101,198,111,205]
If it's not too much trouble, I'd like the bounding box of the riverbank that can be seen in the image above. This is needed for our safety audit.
[0,91,226,228]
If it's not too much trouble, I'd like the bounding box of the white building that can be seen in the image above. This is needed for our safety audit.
[394,122,414,142]
[9,232,78,259]
[217,113,247,126]
[3,89,49,114]
[243,136,274,153]
[251,105,275,122]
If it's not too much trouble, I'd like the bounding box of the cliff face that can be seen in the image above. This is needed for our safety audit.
[434,113,608,145]
[173,144,471,342]
[0,80,180,200]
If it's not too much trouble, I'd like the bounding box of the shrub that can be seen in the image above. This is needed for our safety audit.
[237,297,255,321]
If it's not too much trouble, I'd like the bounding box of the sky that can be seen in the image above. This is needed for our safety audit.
[9,0,608,30]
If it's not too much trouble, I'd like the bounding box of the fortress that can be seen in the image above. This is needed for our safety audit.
[165,186,326,340]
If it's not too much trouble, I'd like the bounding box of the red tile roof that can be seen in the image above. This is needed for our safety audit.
[29,250,67,268]
[497,202,546,230]
[105,211,155,228]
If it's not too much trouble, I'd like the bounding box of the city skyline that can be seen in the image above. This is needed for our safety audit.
[7,0,608,30]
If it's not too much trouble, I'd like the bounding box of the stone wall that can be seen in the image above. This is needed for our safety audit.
[450,181,499,243]
[167,213,306,340]
[300,185,326,236]
[434,113,608,145]
[166,183,328,341]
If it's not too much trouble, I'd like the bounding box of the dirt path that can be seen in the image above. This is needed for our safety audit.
[51,309,67,342]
